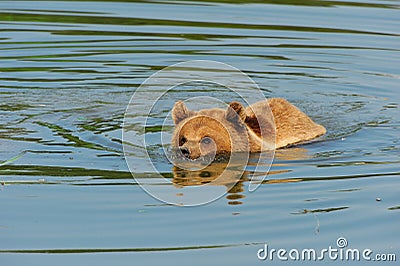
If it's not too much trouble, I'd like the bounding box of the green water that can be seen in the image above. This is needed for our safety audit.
[0,0,399,265]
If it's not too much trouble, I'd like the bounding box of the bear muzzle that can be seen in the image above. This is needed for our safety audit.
[179,147,190,158]
[178,144,215,160]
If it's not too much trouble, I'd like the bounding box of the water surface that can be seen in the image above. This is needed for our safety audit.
[0,0,399,265]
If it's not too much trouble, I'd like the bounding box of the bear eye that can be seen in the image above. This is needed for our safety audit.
[201,137,212,145]
[179,136,187,146]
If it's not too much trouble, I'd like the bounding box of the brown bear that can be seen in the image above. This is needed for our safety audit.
[171,98,326,160]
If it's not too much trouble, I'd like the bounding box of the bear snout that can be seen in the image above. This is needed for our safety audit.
[178,145,203,160]
[179,147,190,158]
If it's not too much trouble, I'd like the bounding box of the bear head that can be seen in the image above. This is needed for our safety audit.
[171,101,249,160]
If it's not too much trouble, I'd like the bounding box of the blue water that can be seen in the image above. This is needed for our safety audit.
[0,0,399,265]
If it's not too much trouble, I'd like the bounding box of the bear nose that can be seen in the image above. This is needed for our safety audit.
[180,147,190,158]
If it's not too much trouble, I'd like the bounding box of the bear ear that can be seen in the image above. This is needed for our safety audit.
[225,101,246,123]
[172,101,192,124]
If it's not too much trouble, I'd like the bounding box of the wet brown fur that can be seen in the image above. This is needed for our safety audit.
[172,98,326,159]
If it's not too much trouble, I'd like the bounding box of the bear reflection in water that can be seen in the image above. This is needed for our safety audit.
[172,159,247,205]
[171,149,309,205]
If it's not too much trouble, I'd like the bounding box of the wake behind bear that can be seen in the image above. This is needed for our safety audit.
[171,98,326,160]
